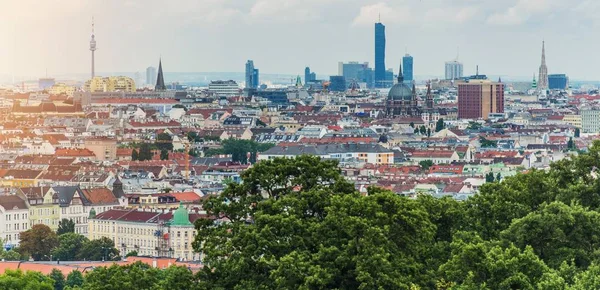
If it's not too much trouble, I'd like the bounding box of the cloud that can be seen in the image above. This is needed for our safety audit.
[352,2,412,26]
[423,6,478,25]
[487,0,564,25]
[248,0,342,23]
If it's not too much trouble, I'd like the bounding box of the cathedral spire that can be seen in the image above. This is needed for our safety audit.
[155,58,166,91]
[538,41,548,90]
[397,61,404,83]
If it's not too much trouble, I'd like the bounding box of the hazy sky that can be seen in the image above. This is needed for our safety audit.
[1,0,599,80]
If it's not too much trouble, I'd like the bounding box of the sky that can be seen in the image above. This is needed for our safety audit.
[1,0,599,81]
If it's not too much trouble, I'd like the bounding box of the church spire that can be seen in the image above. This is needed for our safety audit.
[397,61,404,83]
[426,81,434,109]
[538,41,548,90]
[155,58,166,91]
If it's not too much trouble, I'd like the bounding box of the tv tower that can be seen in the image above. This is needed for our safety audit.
[90,17,97,78]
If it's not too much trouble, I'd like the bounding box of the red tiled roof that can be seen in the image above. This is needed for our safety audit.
[82,188,118,205]
[170,192,202,203]
[0,195,28,210]
[4,170,43,179]
[95,98,179,104]
[129,121,181,128]
[411,151,456,158]
[55,148,96,157]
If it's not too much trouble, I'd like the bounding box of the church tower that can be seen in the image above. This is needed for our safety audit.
[538,41,548,90]
[155,58,166,91]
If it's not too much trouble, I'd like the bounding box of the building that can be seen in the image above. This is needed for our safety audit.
[339,62,370,84]
[563,114,582,129]
[48,83,76,97]
[39,78,55,90]
[329,76,347,92]
[259,143,394,165]
[89,205,205,260]
[445,60,463,80]
[304,67,316,83]
[155,58,166,91]
[387,63,419,117]
[402,54,413,83]
[84,76,136,93]
[90,18,97,78]
[457,80,504,119]
[374,21,386,88]
[538,41,549,90]
[84,137,117,161]
[581,107,600,133]
[146,67,157,86]
[245,60,258,89]
[0,195,29,248]
[548,74,568,90]
[208,80,240,97]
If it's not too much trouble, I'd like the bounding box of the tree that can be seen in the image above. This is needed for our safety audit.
[567,137,576,150]
[52,233,89,261]
[435,118,445,132]
[65,270,83,289]
[479,136,497,148]
[138,143,153,161]
[20,224,58,261]
[419,125,427,135]
[57,219,75,235]
[496,172,502,182]
[172,104,187,111]
[125,250,138,257]
[131,149,139,161]
[0,269,54,290]
[485,172,495,183]
[188,149,198,157]
[48,268,65,290]
[419,160,434,171]
[378,134,388,143]
[467,121,482,130]
[409,122,415,128]
[77,237,120,261]
[2,249,21,261]
[187,131,201,143]
[194,156,435,289]
[575,128,581,138]
[414,128,419,134]
[156,132,174,152]
[160,149,169,160]
[427,128,431,137]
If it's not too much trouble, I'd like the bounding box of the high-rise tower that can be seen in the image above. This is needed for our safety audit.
[402,54,413,83]
[374,21,386,88]
[538,41,548,90]
[89,17,97,78]
[155,58,166,91]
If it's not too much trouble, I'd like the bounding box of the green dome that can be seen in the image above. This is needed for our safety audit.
[170,202,192,226]
[89,208,96,219]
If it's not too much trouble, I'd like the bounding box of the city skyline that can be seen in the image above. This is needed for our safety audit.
[2,0,600,80]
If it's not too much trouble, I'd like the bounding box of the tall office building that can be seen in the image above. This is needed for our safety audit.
[458,80,504,119]
[146,67,157,86]
[339,62,369,82]
[548,74,568,90]
[329,76,346,92]
[374,22,386,88]
[445,61,463,80]
[245,60,258,89]
[402,54,413,83]
[89,18,97,79]
[155,58,166,91]
[538,41,549,90]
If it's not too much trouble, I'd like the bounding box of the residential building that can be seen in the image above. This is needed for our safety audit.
[18,187,61,231]
[84,137,118,161]
[89,205,206,261]
[0,195,29,247]
[259,144,394,165]
[84,76,136,93]
[48,83,76,97]
[458,80,504,119]
[563,114,582,129]
[582,107,600,133]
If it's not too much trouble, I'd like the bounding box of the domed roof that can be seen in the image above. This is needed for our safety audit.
[388,82,413,101]
[170,202,192,226]
[387,62,414,101]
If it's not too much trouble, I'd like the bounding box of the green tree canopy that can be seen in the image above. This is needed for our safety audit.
[77,237,120,261]
[52,233,89,261]
[48,268,65,290]
[19,224,59,261]
[57,219,75,235]
[65,270,83,289]
[156,133,173,152]
[435,118,445,132]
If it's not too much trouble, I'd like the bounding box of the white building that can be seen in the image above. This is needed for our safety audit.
[208,80,240,97]
[0,195,29,247]
[445,60,463,80]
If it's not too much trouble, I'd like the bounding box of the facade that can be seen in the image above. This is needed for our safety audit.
[245,60,258,89]
[83,137,118,161]
[146,67,157,86]
[89,205,204,261]
[457,80,505,119]
[445,61,463,80]
[402,54,413,83]
[48,83,76,97]
[581,108,600,133]
[538,41,549,90]
[208,80,240,97]
[259,143,394,165]
[374,22,386,88]
[84,76,136,93]
[563,114,582,129]
[329,76,347,92]
[0,195,29,248]
[548,74,568,90]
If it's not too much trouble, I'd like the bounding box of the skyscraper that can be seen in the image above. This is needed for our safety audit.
[374,22,386,88]
[339,62,369,83]
[538,41,549,90]
[548,74,568,90]
[402,54,413,83]
[245,60,258,89]
[305,67,311,84]
[445,61,463,80]
[155,58,166,91]
[146,67,157,86]
[458,80,504,119]
[89,18,97,79]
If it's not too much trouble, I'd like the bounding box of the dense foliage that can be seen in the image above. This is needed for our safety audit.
[193,142,600,289]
